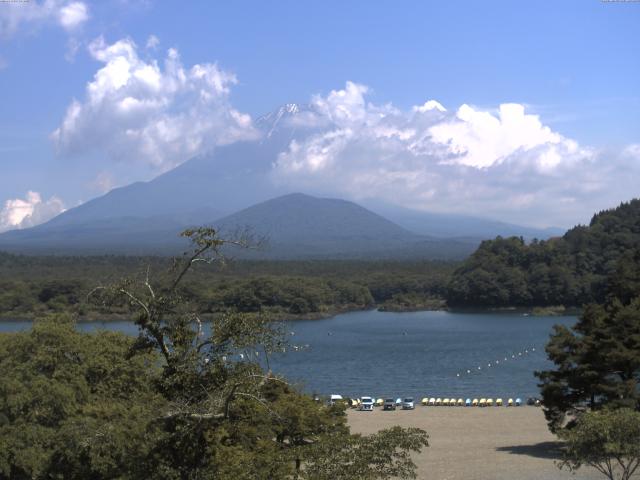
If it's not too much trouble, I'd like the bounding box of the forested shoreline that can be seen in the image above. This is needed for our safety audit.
[0,254,454,320]
[3,199,640,320]
[447,199,640,309]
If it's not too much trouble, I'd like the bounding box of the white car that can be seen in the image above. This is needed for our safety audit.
[328,394,343,406]
[402,397,415,410]
[359,396,374,411]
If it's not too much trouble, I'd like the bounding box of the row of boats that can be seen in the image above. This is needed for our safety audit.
[347,397,541,407]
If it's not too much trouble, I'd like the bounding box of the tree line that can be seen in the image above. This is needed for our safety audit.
[447,199,640,308]
[0,254,454,319]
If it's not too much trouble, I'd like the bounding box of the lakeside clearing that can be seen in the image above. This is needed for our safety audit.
[348,407,602,480]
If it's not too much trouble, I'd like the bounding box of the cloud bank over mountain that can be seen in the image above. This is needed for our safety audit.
[51,36,258,172]
[38,39,640,229]
[269,82,637,226]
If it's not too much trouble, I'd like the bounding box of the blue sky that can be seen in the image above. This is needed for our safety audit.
[0,0,639,230]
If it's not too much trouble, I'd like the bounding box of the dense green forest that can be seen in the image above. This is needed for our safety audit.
[0,253,453,320]
[0,229,429,479]
[447,199,640,308]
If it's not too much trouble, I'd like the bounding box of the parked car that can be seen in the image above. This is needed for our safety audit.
[359,396,374,411]
[402,397,415,410]
[383,398,396,411]
[328,394,343,406]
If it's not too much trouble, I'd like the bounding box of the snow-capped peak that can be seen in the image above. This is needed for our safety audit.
[257,103,311,138]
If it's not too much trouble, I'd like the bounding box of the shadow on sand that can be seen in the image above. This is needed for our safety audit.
[496,441,565,460]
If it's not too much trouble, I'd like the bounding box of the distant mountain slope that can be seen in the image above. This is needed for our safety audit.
[214,193,475,259]
[447,198,640,307]
[0,104,560,257]
[0,193,478,259]
[362,201,563,240]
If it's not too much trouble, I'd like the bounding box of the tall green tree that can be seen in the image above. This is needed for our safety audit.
[1,227,429,479]
[558,408,640,480]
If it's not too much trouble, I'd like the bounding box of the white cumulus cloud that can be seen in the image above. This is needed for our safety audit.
[0,191,66,233]
[271,82,636,227]
[58,1,88,31]
[0,0,89,37]
[51,36,258,171]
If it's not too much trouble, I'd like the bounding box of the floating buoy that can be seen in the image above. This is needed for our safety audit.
[467,369,471,374]
[456,373,460,377]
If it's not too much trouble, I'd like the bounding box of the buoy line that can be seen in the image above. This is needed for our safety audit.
[455,346,538,378]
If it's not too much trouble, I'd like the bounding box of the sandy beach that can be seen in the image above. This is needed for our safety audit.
[348,406,603,480]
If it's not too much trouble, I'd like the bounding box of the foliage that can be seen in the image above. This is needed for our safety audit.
[447,199,640,308]
[536,293,640,431]
[0,227,429,479]
[558,408,640,480]
[301,426,429,480]
[0,252,455,319]
[0,314,164,479]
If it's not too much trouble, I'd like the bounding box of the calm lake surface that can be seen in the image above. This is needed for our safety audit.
[0,310,576,400]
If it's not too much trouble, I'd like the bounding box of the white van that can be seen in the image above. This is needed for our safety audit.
[328,394,343,406]
[359,396,374,411]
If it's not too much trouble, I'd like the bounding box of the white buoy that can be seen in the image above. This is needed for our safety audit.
[456,373,460,377]
[467,369,471,374]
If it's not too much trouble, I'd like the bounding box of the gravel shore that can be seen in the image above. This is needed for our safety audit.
[347,406,603,480]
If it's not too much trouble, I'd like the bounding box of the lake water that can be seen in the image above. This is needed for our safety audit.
[0,310,576,400]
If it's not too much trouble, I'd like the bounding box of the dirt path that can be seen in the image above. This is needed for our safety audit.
[347,406,603,480]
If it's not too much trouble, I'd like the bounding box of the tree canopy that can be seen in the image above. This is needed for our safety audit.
[447,199,640,308]
[0,227,429,479]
